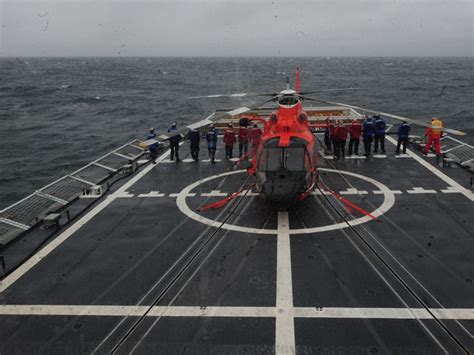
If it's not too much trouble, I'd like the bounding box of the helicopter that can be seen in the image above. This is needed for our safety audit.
[142,68,466,207]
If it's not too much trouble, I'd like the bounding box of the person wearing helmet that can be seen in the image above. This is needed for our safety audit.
[424,117,443,163]
[168,122,181,161]
[147,127,158,164]
[206,124,218,164]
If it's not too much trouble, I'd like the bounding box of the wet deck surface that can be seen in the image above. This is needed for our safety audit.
[1,136,473,354]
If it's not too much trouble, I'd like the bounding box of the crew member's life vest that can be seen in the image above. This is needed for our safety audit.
[431,118,443,137]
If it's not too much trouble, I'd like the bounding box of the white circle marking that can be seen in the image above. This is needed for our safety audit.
[176,169,395,235]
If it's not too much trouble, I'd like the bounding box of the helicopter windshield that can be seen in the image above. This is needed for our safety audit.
[258,138,306,171]
[278,94,299,106]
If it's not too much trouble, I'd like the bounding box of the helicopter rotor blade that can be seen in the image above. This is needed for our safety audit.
[142,96,277,147]
[188,92,277,99]
[303,97,467,136]
[300,88,362,95]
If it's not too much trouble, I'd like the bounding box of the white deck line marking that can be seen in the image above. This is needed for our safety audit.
[373,190,402,195]
[373,154,387,158]
[0,151,171,293]
[137,191,165,198]
[441,186,466,194]
[202,159,222,163]
[0,305,472,320]
[407,187,437,194]
[201,190,228,197]
[169,193,196,198]
[395,154,412,158]
[115,192,135,198]
[275,211,295,355]
[345,155,366,159]
[386,135,474,202]
[339,188,368,195]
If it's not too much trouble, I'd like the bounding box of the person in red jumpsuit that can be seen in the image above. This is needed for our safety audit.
[334,120,348,159]
[249,123,262,148]
[424,117,443,163]
[238,126,249,157]
[348,119,362,156]
[223,123,236,159]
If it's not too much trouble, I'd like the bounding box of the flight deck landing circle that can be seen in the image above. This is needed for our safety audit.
[176,169,395,235]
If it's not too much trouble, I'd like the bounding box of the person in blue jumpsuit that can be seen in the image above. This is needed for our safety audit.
[373,115,386,154]
[205,124,218,164]
[362,116,375,157]
[168,122,181,161]
[188,128,200,161]
[147,128,158,164]
[395,121,411,154]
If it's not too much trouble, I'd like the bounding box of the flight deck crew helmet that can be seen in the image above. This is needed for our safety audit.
[172,122,177,127]
[150,127,154,132]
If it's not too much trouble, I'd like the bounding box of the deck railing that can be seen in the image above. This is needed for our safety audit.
[0,139,146,247]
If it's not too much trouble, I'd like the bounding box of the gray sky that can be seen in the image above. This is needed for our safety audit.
[1,0,473,56]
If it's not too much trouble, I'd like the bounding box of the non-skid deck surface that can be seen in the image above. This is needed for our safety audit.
[1,137,473,354]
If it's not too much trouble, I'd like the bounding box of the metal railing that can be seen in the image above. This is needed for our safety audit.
[440,136,474,167]
[0,139,146,247]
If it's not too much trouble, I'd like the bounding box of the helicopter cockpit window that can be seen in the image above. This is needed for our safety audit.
[278,95,298,106]
[284,147,306,171]
[265,147,283,171]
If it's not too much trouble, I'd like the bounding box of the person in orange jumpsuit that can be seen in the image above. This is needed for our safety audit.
[424,117,443,162]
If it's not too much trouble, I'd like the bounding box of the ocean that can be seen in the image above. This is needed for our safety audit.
[0,56,473,209]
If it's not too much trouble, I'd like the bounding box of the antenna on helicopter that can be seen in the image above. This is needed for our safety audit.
[286,75,290,90]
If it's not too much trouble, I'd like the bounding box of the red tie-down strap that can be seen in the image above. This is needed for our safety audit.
[314,181,378,221]
[197,190,245,212]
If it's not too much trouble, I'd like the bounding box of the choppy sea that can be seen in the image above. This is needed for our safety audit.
[0,57,473,209]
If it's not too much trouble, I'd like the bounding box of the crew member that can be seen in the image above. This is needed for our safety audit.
[189,128,200,161]
[238,125,249,157]
[373,114,386,154]
[362,116,375,157]
[395,121,411,155]
[332,121,341,157]
[334,120,348,159]
[324,125,332,152]
[249,123,262,148]
[424,117,443,163]
[147,127,158,164]
[168,122,181,161]
[206,124,218,164]
[348,119,362,156]
[223,123,236,159]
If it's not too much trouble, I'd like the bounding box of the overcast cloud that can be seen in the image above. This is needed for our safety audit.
[1,0,472,56]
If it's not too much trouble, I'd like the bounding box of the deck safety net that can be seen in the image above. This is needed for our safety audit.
[0,139,146,247]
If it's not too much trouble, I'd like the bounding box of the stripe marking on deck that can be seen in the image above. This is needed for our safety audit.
[275,211,295,355]
[0,305,471,320]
